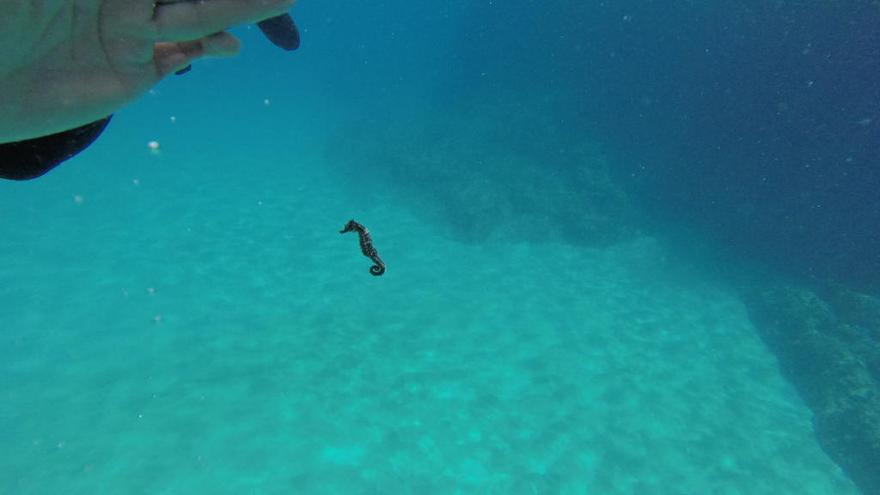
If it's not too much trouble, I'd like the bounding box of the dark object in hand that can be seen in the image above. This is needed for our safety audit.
[340,220,386,276]
[257,13,301,51]
[174,64,192,76]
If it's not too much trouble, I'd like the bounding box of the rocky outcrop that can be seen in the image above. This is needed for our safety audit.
[325,101,636,247]
[744,286,880,495]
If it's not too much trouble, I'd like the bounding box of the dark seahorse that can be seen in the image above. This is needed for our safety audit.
[340,220,386,276]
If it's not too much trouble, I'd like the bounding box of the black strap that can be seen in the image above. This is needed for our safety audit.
[0,116,112,181]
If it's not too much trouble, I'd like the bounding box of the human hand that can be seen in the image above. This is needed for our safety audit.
[0,0,294,143]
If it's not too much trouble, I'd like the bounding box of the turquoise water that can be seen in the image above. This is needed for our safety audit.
[0,85,857,494]
[0,4,871,494]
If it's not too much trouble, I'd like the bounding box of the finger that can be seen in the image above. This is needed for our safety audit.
[154,32,241,77]
[154,40,203,77]
[201,30,243,56]
[153,0,295,41]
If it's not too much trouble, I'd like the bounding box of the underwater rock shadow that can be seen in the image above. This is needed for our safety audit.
[323,101,639,247]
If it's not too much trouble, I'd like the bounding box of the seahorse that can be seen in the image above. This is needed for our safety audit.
[340,220,386,276]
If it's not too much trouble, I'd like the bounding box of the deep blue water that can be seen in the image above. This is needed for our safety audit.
[445,1,880,288]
